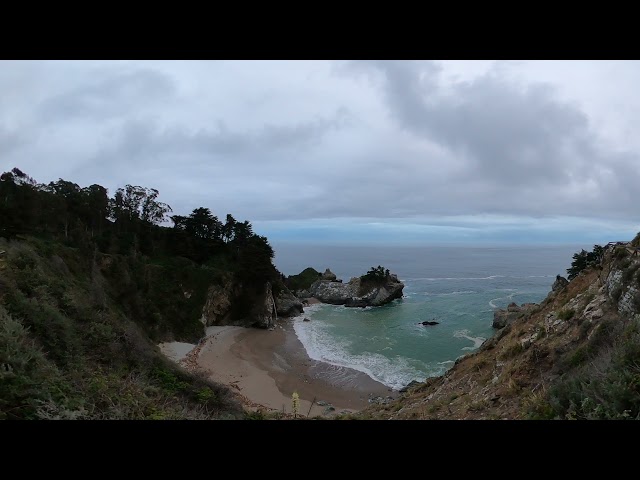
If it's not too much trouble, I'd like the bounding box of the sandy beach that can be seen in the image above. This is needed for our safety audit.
[161,307,394,418]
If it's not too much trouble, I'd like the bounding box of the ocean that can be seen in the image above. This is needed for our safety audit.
[272,243,583,390]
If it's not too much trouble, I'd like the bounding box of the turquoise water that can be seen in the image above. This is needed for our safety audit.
[273,244,583,390]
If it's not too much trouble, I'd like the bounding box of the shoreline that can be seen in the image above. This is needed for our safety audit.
[162,307,395,417]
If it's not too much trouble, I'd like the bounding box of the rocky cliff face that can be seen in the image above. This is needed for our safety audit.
[200,278,292,330]
[361,244,640,420]
[309,272,404,307]
[249,282,277,329]
[200,277,240,327]
[274,287,304,317]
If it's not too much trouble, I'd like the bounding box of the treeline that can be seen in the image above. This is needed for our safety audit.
[0,167,277,286]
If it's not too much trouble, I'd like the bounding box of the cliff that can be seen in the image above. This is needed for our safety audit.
[200,278,302,330]
[360,239,640,420]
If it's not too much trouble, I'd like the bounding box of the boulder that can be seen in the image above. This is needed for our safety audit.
[492,309,520,329]
[296,289,311,299]
[420,320,439,326]
[552,275,569,292]
[274,288,303,317]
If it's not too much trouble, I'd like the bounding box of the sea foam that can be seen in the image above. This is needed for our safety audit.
[292,307,443,390]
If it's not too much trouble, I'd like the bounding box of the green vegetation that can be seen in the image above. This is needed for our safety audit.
[526,316,640,420]
[566,245,604,280]
[557,308,575,321]
[359,265,391,295]
[0,167,285,419]
[285,267,321,292]
[361,265,390,283]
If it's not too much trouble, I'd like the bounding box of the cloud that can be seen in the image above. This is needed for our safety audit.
[38,68,177,121]
[336,60,640,220]
[1,60,639,244]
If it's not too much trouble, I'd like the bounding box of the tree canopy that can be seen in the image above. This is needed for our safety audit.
[0,167,279,285]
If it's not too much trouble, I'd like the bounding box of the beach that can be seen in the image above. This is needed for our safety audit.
[160,312,394,418]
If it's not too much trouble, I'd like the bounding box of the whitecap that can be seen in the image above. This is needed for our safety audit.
[421,290,476,296]
[408,275,505,281]
[293,316,442,390]
[453,329,486,351]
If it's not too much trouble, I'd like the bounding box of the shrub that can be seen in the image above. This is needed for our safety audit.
[557,308,575,321]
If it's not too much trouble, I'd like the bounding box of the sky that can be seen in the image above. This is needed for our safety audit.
[1,60,639,246]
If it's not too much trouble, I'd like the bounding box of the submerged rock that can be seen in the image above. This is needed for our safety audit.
[420,320,440,326]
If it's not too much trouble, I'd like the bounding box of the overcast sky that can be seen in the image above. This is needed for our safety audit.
[1,60,639,245]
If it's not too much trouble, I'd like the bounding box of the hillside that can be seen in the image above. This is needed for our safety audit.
[0,168,292,419]
[360,238,640,420]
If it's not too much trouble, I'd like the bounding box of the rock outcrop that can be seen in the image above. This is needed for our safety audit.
[200,278,286,329]
[200,277,239,327]
[250,282,277,329]
[492,302,537,329]
[552,275,569,292]
[275,287,304,317]
[321,268,338,281]
[309,271,404,307]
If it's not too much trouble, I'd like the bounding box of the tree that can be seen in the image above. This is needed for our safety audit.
[81,184,109,236]
[567,250,588,280]
[567,245,603,280]
[223,214,237,243]
[45,179,82,238]
[109,185,172,226]
[232,220,253,247]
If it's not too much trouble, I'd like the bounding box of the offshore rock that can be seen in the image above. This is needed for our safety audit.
[309,272,404,307]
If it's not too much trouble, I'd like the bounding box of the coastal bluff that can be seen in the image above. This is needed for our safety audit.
[307,268,404,307]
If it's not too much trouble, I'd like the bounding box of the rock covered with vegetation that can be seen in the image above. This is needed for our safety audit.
[308,265,404,307]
